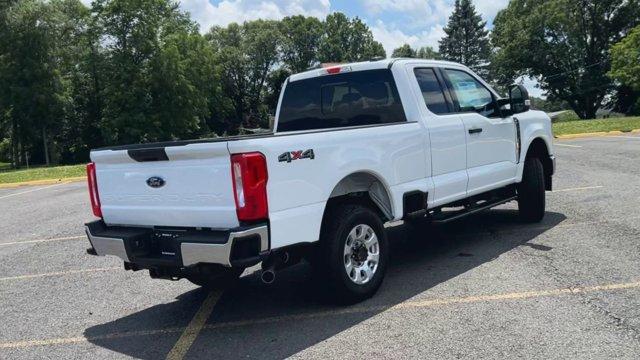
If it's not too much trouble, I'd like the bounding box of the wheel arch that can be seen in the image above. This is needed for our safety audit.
[323,170,394,223]
[521,137,553,190]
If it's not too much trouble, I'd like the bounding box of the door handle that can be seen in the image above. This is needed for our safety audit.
[468,128,483,134]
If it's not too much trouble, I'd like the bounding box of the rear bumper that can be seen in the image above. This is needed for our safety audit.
[85,220,269,268]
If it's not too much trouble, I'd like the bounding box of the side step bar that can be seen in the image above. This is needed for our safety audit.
[430,196,517,224]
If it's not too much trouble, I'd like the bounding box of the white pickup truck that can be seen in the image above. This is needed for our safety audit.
[85,59,555,303]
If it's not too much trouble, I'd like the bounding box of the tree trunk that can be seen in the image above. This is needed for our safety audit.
[11,118,18,168]
[19,139,25,168]
[565,97,598,120]
[42,125,50,166]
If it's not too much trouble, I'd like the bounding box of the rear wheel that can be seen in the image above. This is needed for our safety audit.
[315,203,389,304]
[517,157,546,222]
[185,265,244,289]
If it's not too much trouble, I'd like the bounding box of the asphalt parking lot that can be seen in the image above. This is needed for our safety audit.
[1,134,639,359]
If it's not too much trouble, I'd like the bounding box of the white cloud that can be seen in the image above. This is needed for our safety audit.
[178,0,331,32]
[360,0,453,28]
[474,0,509,23]
[361,0,508,28]
[370,20,445,57]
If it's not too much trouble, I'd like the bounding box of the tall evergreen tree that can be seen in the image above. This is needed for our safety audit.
[438,0,490,75]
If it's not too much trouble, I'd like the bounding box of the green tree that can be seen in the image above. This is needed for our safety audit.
[50,0,103,164]
[279,15,323,73]
[529,96,569,112]
[0,0,69,166]
[391,44,441,59]
[609,25,640,90]
[94,0,209,144]
[438,0,490,75]
[492,0,640,119]
[609,25,640,115]
[1,3,420,165]
[150,32,217,139]
[207,20,282,133]
[318,12,385,63]
[392,44,416,58]
[417,46,441,60]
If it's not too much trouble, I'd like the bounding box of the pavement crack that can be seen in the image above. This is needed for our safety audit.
[580,295,640,341]
[515,235,640,343]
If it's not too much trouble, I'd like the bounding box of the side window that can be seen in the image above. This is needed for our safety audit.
[444,69,497,117]
[278,69,407,132]
[413,68,449,115]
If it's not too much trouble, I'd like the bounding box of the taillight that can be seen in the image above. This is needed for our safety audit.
[86,162,102,217]
[231,152,268,222]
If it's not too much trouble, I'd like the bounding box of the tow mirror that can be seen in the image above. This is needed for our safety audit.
[509,84,530,114]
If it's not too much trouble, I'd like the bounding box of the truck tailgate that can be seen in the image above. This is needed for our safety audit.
[91,143,239,229]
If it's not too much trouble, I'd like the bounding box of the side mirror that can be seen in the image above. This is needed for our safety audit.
[509,84,530,114]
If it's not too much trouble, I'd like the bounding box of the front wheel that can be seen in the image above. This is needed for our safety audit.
[517,157,546,223]
[315,203,389,304]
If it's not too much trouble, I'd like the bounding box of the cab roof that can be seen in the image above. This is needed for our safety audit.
[288,58,464,82]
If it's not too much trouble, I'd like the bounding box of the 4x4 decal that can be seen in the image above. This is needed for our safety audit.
[278,149,315,163]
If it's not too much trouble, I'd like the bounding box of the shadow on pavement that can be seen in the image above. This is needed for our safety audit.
[85,209,566,359]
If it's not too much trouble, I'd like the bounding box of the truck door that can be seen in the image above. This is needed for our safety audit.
[441,68,517,196]
[409,66,468,207]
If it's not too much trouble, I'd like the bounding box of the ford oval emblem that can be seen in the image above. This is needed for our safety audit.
[146,176,165,188]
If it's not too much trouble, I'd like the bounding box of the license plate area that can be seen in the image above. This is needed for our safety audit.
[152,230,182,256]
[125,229,183,266]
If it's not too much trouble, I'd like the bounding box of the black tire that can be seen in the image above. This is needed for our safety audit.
[315,203,389,304]
[517,157,546,222]
[185,265,244,289]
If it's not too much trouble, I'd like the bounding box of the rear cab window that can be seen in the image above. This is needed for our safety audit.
[413,68,451,115]
[277,69,407,132]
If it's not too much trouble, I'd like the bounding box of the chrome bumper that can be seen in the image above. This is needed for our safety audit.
[85,226,130,262]
[85,221,269,267]
[180,226,269,267]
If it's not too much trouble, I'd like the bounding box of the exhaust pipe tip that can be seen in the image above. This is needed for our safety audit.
[261,269,275,284]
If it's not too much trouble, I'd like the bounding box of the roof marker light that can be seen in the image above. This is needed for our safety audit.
[323,65,352,75]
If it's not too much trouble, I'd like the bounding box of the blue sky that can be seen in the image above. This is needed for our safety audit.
[179,0,509,54]
[161,0,541,96]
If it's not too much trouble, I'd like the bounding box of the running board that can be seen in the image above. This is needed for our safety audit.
[430,196,517,224]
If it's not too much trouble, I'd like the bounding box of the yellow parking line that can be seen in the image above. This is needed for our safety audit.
[201,281,640,331]
[0,327,185,349]
[0,267,120,282]
[2,280,639,350]
[0,176,86,189]
[0,235,85,247]
[166,290,223,360]
[0,183,65,200]
[393,281,640,309]
[554,143,582,148]
[553,185,604,192]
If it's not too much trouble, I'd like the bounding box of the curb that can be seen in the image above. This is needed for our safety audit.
[0,176,86,189]
[555,129,640,139]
